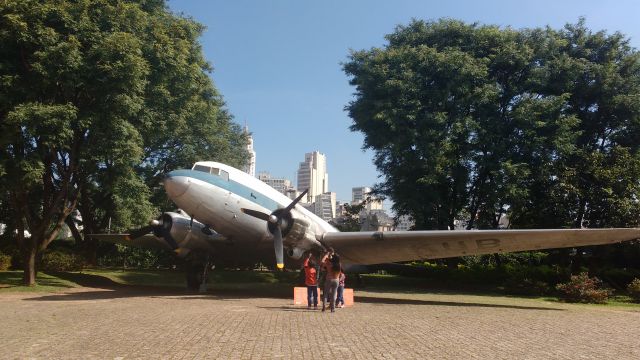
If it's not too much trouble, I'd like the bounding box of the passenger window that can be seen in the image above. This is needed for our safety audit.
[220,170,229,181]
[193,165,211,173]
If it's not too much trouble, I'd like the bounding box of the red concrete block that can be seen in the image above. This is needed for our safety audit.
[293,286,354,307]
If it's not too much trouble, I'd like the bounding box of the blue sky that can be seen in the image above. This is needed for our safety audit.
[167,0,640,204]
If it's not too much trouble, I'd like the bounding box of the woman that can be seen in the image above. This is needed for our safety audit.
[321,248,341,313]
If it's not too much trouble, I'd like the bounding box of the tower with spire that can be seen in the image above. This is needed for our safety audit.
[243,124,256,177]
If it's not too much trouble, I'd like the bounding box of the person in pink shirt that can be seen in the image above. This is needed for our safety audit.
[320,248,341,313]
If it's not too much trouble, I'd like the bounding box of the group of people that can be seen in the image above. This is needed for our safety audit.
[302,247,346,312]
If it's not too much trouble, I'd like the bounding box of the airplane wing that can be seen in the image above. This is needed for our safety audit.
[320,228,640,265]
[88,234,173,251]
[87,211,230,255]
[88,231,227,252]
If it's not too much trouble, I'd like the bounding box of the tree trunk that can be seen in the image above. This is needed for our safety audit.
[22,240,37,286]
[65,216,83,244]
[574,197,587,228]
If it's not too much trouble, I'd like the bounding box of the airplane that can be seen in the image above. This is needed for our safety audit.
[91,161,640,290]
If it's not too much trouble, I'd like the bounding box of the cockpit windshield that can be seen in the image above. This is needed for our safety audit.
[193,164,211,173]
[192,164,229,181]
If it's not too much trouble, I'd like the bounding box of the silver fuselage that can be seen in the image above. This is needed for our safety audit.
[163,161,336,264]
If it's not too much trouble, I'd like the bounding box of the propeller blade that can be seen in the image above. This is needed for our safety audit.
[285,188,309,212]
[273,225,284,269]
[127,225,156,240]
[241,208,271,222]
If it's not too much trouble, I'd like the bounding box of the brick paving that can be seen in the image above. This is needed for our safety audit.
[1,287,639,359]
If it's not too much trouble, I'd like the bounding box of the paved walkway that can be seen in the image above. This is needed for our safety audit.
[1,287,639,359]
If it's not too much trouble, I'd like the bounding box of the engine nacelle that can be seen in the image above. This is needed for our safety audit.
[156,212,223,253]
[283,216,322,259]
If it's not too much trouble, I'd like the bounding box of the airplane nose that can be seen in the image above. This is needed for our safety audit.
[164,172,190,198]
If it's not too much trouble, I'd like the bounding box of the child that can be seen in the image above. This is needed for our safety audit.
[303,253,318,309]
[336,271,346,308]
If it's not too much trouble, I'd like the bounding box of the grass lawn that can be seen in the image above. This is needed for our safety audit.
[0,271,80,293]
[0,268,301,297]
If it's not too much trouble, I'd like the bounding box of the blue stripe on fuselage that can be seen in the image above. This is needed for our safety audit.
[168,169,281,211]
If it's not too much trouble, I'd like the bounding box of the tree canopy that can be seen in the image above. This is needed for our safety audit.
[0,0,247,284]
[344,18,640,231]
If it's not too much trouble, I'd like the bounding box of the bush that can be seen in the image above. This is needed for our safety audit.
[627,278,640,302]
[504,277,551,296]
[556,272,612,304]
[502,264,568,296]
[0,252,11,270]
[40,250,84,272]
[598,268,640,289]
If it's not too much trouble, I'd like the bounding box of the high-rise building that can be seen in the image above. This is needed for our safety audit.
[297,151,328,202]
[243,125,256,177]
[351,186,371,204]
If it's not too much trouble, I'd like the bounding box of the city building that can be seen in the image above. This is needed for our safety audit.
[360,210,395,232]
[334,201,348,218]
[257,172,294,195]
[242,125,256,177]
[297,151,328,202]
[314,192,337,221]
[395,215,415,231]
[351,186,383,211]
[285,188,308,203]
[351,186,370,204]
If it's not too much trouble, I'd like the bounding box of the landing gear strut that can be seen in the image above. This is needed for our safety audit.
[185,255,212,293]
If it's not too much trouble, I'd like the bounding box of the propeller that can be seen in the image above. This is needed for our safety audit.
[126,214,179,250]
[241,189,309,269]
[127,224,157,241]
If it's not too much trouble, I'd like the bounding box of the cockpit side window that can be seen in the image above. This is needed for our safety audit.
[193,164,211,173]
[211,168,229,180]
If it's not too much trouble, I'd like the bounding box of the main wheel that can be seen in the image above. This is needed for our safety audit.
[185,262,204,291]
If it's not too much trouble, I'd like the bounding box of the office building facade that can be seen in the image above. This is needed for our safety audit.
[257,172,294,195]
[297,151,328,202]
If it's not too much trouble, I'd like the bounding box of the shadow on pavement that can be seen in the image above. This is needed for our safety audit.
[23,273,564,311]
[22,286,295,301]
[44,271,127,288]
[257,306,316,312]
[24,289,565,311]
[355,295,565,311]
[23,272,292,301]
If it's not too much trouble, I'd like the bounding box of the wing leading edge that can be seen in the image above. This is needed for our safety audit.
[89,234,173,250]
[320,228,640,265]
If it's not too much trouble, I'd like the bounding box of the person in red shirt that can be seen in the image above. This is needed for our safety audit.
[303,252,318,309]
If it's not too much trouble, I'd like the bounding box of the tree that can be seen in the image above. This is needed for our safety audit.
[331,202,365,232]
[344,19,640,234]
[0,0,247,284]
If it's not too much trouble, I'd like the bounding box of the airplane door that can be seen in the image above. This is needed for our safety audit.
[224,191,240,220]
